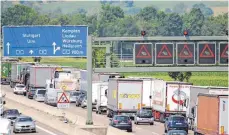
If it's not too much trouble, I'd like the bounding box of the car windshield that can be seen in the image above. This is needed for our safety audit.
[140,110,152,117]
[30,90,36,93]
[16,85,25,88]
[37,90,46,94]
[5,110,19,115]
[172,117,185,121]
[18,117,33,122]
[115,116,129,121]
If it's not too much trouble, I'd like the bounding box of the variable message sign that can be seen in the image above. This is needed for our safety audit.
[134,43,153,64]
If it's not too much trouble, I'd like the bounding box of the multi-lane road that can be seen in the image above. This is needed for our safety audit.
[1,85,194,135]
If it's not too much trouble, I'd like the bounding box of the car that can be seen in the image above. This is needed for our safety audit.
[76,94,86,107]
[109,115,132,132]
[134,109,154,125]
[13,115,36,133]
[33,89,46,102]
[2,109,21,125]
[0,118,11,135]
[27,89,36,99]
[164,115,188,133]
[13,84,26,95]
[81,96,87,108]
[166,130,188,135]
[69,91,80,103]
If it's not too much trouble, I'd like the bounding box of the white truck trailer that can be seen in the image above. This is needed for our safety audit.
[187,86,228,130]
[96,82,108,114]
[107,78,143,118]
[152,81,193,122]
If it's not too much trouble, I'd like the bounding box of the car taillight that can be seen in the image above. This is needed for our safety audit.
[113,120,118,124]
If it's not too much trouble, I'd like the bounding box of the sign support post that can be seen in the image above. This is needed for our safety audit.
[86,36,93,125]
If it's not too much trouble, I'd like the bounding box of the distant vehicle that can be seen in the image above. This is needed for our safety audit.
[2,109,21,125]
[109,115,132,132]
[27,89,36,99]
[33,89,46,102]
[134,109,154,125]
[164,115,188,133]
[44,88,63,106]
[69,91,79,103]
[0,118,11,135]
[166,130,187,135]
[13,84,26,95]
[76,94,86,107]
[81,96,87,108]
[96,82,108,114]
[13,116,36,133]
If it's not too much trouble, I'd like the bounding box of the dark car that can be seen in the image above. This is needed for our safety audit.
[166,130,188,135]
[27,89,36,99]
[76,94,86,107]
[3,109,21,125]
[109,115,132,132]
[164,115,188,133]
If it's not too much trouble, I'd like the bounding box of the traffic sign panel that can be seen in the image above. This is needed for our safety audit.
[155,43,174,65]
[219,42,228,65]
[57,92,70,109]
[3,26,88,57]
[134,43,152,64]
[197,42,216,65]
[176,43,195,65]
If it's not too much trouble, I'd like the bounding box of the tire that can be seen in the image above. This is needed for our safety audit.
[127,129,132,132]
[186,130,188,134]
[164,129,167,133]
[150,122,154,125]
[135,122,138,125]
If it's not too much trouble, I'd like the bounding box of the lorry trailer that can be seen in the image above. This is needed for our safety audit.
[194,93,228,135]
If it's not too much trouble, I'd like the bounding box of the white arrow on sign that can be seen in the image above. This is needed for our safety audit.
[29,50,33,54]
[52,42,60,54]
[6,42,10,55]
[2,66,7,74]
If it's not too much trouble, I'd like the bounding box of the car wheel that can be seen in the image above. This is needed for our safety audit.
[127,129,132,132]
[164,128,167,133]
[33,130,36,133]
[150,122,154,125]
[135,122,138,125]
[186,130,188,134]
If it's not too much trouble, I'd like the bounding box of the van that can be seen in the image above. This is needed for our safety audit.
[44,88,63,106]
[0,118,11,135]
[34,89,46,102]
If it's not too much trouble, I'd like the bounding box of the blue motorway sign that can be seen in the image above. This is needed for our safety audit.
[3,26,88,57]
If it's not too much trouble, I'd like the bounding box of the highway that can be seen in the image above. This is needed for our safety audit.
[1,85,194,135]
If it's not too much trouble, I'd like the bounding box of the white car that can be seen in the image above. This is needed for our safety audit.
[13,84,26,95]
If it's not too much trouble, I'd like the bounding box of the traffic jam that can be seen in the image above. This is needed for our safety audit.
[1,60,228,135]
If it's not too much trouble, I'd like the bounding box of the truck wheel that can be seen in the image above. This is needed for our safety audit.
[98,108,102,114]
[164,129,167,133]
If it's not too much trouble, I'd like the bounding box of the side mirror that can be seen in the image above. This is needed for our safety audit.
[3,101,6,104]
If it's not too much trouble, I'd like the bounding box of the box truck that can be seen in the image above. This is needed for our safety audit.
[10,62,35,88]
[194,93,228,135]
[96,82,108,114]
[152,81,193,122]
[187,86,228,130]
[107,78,143,118]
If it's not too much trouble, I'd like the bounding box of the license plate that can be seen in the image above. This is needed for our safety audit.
[120,122,126,124]
[143,119,149,120]
[176,123,182,125]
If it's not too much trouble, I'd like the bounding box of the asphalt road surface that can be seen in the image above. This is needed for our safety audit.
[1,85,194,135]
[11,121,66,135]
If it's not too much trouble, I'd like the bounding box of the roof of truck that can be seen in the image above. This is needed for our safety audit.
[198,93,229,97]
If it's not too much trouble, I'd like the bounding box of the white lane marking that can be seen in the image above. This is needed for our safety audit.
[36,125,58,135]
[135,127,142,130]
[152,132,160,135]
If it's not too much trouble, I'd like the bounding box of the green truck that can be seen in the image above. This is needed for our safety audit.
[1,62,12,84]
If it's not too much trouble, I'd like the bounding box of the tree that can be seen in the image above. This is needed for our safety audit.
[168,72,180,81]
[168,72,192,82]
[193,3,214,17]
[172,2,187,14]
[99,4,124,23]
[137,6,158,21]
[124,0,134,7]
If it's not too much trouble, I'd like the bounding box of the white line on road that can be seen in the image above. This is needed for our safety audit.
[152,132,160,135]
[36,125,58,135]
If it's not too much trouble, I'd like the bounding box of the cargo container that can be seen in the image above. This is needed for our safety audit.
[187,86,228,130]
[96,82,108,114]
[152,81,193,122]
[194,93,228,135]
[1,62,12,84]
[107,78,143,118]
[10,62,35,88]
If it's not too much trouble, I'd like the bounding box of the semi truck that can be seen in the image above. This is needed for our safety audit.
[96,82,108,114]
[194,93,228,135]
[107,78,143,118]
[10,62,35,88]
[1,62,12,84]
[152,81,193,122]
[187,86,228,130]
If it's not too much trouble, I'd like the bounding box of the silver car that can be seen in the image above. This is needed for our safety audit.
[134,109,154,125]
[13,116,36,133]
[2,109,21,125]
